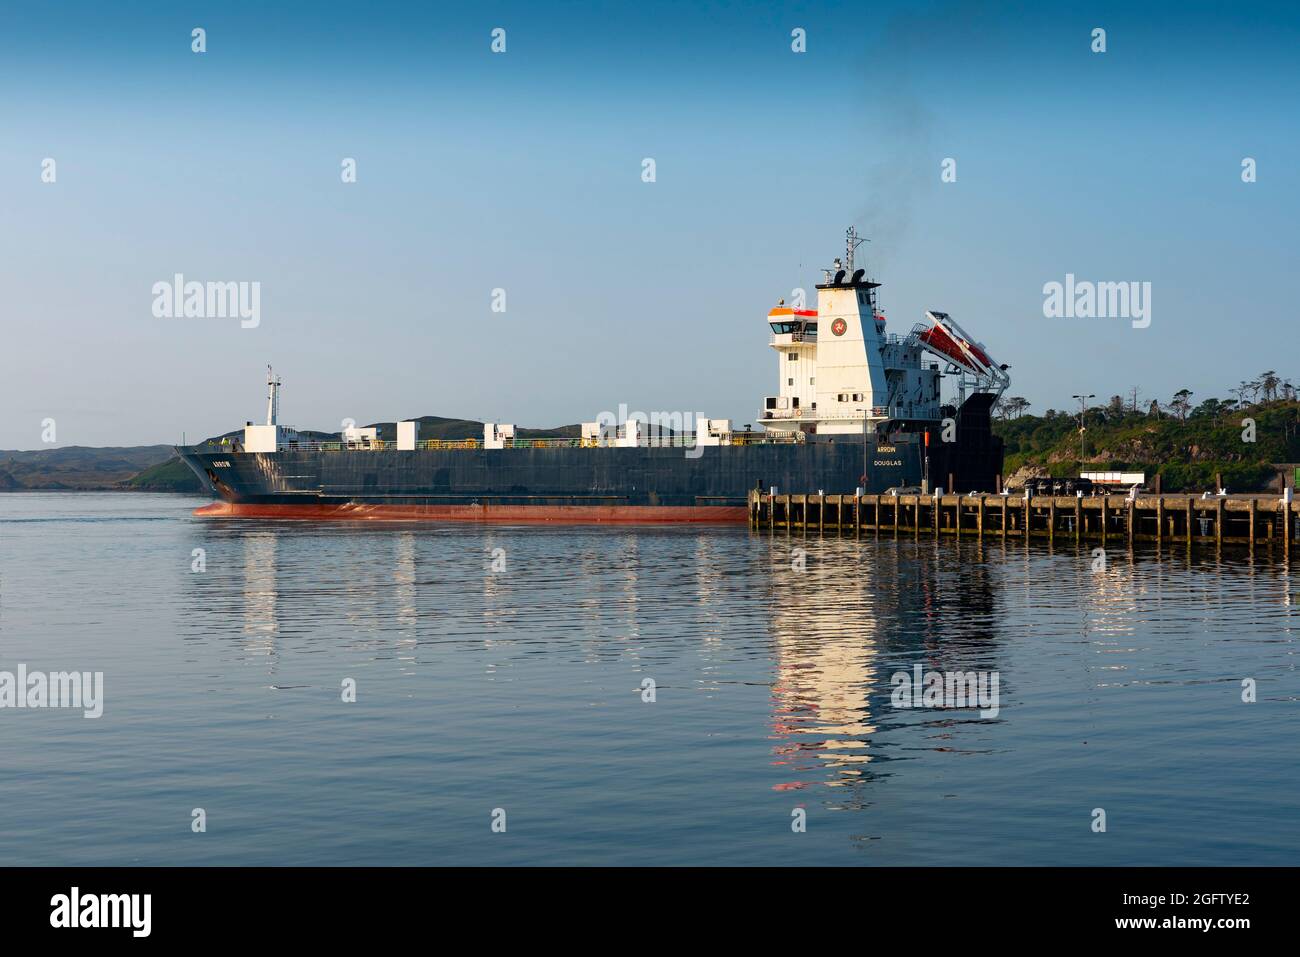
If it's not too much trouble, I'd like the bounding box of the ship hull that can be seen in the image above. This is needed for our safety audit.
[178,439,927,523]
[177,401,1003,524]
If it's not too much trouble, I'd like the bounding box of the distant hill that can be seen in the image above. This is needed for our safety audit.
[0,445,176,491]
[366,416,580,442]
[0,418,581,494]
[121,456,205,492]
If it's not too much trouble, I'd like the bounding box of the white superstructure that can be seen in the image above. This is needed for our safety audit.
[761,228,1007,436]
[243,365,299,452]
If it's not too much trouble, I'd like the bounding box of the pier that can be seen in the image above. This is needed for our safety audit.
[748,490,1298,553]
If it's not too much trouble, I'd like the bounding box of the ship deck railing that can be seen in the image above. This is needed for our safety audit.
[257,432,808,453]
[761,407,907,422]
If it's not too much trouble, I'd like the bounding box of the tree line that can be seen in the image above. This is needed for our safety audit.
[993,371,1297,424]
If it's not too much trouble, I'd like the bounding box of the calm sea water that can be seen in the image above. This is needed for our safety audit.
[0,491,1296,866]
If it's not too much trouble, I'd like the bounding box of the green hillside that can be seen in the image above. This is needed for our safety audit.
[993,382,1299,491]
[0,445,176,490]
[121,456,205,492]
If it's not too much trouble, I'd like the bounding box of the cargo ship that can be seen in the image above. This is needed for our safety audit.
[177,229,1009,523]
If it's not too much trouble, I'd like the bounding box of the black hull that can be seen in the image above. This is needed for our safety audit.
[177,403,1003,515]
[180,440,918,508]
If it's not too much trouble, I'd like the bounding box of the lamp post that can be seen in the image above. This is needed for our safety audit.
[1072,393,1095,467]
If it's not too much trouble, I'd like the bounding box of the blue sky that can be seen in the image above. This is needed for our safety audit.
[2,0,1297,447]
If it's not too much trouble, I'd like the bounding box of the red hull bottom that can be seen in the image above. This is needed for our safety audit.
[192,501,749,524]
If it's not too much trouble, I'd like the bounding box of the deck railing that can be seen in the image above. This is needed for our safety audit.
[760,406,912,421]
[208,431,808,453]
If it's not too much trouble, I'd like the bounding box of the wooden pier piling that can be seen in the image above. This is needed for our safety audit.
[748,490,1296,555]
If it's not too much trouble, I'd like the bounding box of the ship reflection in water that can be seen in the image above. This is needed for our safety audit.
[157,510,1300,864]
[241,532,278,655]
[765,537,1002,804]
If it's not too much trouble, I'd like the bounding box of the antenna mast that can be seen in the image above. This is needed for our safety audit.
[845,226,868,273]
[845,225,877,314]
[266,365,281,426]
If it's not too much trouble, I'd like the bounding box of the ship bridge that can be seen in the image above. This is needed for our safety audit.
[760,228,1008,437]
